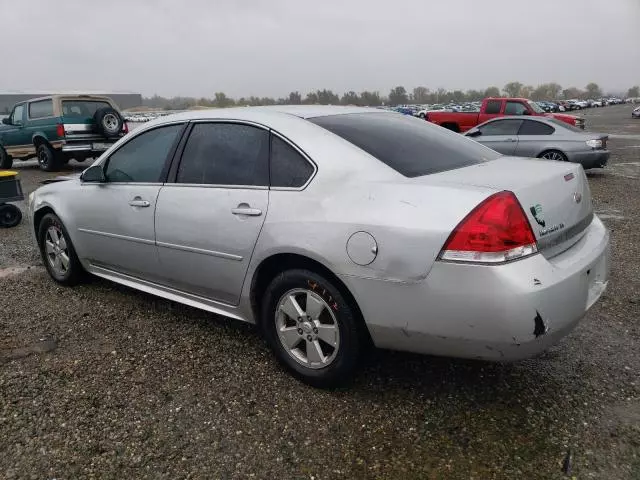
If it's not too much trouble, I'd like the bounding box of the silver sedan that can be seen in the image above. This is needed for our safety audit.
[28,106,610,387]
[465,116,610,169]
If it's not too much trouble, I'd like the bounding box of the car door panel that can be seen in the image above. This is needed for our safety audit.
[475,119,522,155]
[478,135,519,155]
[155,186,268,304]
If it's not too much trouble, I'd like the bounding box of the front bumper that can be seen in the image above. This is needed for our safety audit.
[567,150,610,169]
[341,216,610,361]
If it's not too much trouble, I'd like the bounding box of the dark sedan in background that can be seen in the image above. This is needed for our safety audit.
[465,116,609,169]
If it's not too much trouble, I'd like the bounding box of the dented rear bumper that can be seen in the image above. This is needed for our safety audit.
[341,216,610,361]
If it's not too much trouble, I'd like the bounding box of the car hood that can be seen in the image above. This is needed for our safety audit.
[41,172,82,185]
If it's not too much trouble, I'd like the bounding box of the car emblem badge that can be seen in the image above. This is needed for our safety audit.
[573,192,582,204]
[529,204,545,227]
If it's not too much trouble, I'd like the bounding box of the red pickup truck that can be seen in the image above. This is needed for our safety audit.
[425,97,584,132]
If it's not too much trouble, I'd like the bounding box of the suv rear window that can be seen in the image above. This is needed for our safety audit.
[309,113,500,177]
[62,100,112,117]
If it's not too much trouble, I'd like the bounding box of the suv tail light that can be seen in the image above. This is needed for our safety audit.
[56,123,65,138]
[123,122,129,134]
[439,191,538,264]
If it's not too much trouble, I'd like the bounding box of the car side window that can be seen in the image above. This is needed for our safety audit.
[29,100,54,119]
[478,119,522,136]
[105,124,183,183]
[504,101,528,115]
[518,120,555,135]
[484,100,502,114]
[11,105,25,125]
[177,123,269,186]
[270,135,314,188]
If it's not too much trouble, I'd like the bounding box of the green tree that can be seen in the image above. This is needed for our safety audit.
[627,86,639,98]
[465,89,484,101]
[585,83,602,99]
[484,86,501,98]
[213,92,234,108]
[503,82,523,97]
[304,92,319,104]
[360,91,382,106]
[388,86,408,105]
[288,91,302,104]
[451,90,465,102]
[412,86,430,104]
[341,91,360,105]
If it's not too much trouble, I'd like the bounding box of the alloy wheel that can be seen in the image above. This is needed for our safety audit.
[542,151,565,161]
[44,226,70,276]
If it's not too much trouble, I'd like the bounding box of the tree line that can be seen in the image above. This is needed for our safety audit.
[143,83,640,110]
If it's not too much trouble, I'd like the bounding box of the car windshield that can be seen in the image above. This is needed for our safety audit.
[527,100,545,113]
[309,112,500,177]
[547,118,586,133]
[62,100,112,117]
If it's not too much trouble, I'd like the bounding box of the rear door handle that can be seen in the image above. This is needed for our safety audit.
[129,199,150,208]
[231,207,262,216]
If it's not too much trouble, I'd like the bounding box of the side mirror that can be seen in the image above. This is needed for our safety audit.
[522,110,531,115]
[81,165,106,183]
[2,118,11,125]
[467,130,482,137]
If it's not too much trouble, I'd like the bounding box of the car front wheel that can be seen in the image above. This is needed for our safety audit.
[261,269,364,388]
[38,213,83,285]
[37,144,61,172]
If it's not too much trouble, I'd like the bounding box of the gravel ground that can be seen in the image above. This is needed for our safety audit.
[1,105,639,479]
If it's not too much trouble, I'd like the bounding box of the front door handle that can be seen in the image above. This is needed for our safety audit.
[129,198,150,208]
[232,207,262,216]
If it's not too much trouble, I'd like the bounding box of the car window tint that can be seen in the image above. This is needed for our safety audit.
[518,120,555,135]
[29,100,54,119]
[484,100,502,114]
[309,113,500,177]
[105,124,182,183]
[270,135,314,188]
[177,123,269,186]
[504,101,528,115]
[547,118,585,133]
[62,100,111,117]
[12,105,24,125]
[478,119,522,136]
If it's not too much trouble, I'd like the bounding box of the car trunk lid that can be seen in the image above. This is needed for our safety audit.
[419,157,593,258]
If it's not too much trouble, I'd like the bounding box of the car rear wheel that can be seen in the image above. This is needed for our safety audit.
[539,150,568,162]
[261,269,363,388]
[37,143,61,172]
[0,204,21,228]
[0,146,12,169]
[38,213,83,285]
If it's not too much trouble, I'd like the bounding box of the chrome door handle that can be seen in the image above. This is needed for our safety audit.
[231,207,262,216]
[506,138,517,142]
[129,199,150,207]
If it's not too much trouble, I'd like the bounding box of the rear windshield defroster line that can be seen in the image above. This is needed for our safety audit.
[309,113,500,177]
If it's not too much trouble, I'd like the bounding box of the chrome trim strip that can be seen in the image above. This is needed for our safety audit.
[62,144,92,152]
[165,183,268,190]
[77,228,155,245]
[156,241,243,261]
[64,123,93,132]
[86,264,245,321]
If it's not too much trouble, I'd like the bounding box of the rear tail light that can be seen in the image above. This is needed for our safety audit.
[56,123,65,138]
[439,191,538,264]
[123,122,129,134]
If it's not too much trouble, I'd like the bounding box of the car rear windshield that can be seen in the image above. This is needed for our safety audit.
[309,112,500,177]
[62,100,112,118]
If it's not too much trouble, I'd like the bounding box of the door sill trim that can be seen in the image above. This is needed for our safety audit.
[86,264,247,322]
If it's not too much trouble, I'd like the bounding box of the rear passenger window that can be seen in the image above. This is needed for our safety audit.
[518,120,555,135]
[29,100,54,119]
[270,135,314,188]
[177,123,269,186]
[504,101,528,115]
[484,100,502,114]
[478,119,522,136]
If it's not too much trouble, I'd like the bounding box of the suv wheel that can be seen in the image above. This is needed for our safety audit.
[0,146,12,169]
[94,108,123,137]
[261,269,363,388]
[38,213,83,285]
[37,143,61,172]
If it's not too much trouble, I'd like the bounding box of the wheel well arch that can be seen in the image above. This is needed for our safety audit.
[32,135,49,148]
[249,253,371,341]
[32,206,56,240]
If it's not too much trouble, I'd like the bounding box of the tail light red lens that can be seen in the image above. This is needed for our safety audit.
[123,122,129,134]
[56,123,65,138]
[439,191,538,264]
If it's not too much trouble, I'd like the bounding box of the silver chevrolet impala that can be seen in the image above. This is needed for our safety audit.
[28,106,610,387]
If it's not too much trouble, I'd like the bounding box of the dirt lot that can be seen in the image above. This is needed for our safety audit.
[1,105,639,479]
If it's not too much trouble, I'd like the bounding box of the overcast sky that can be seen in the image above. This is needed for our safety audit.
[3,0,639,98]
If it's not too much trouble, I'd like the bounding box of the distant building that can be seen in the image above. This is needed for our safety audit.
[0,91,142,113]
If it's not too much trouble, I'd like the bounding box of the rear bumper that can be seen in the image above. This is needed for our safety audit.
[341,216,610,361]
[57,139,116,155]
[567,150,610,169]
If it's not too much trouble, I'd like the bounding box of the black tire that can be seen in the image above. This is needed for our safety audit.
[0,204,22,228]
[261,269,363,388]
[538,150,568,162]
[0,146,12,169]
[37,143,61,172]
[94,108,123,138]
[37,213,84,285]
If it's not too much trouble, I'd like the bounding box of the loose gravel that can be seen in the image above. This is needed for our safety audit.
[0,105,638,479]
